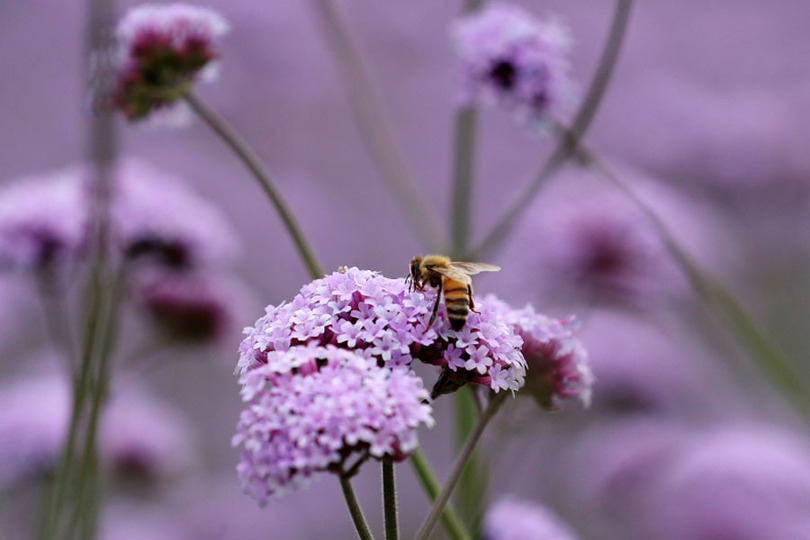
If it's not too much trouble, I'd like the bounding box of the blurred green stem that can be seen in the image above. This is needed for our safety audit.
[340,475,375,540]
[413,392,507,540]
[184,92,324,280]
[569,137,810,418]
[449,107,478,259]
[409,450,472,540]
[472,0,634,260]
[382,459,399,540]
[308,0,444,252]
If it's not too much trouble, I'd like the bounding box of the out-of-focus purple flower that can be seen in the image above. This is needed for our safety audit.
[233,345,434,503]
[100,502,184,540]
[0,372,69,490]
[567,421,810,540]
[500,167,728,311]
[114,158,241,268]
[114,3,229,121]
[0,159,240,274]
[132,269,241,344]
[453,3,573,128]
[483,497,578,540]
[0,166,87,272]
[579,312,716,416]
[487,295,592,409]
[638,425,810,540]
[100,387,196,483]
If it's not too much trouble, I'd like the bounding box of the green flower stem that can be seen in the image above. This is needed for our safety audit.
[35,269,78,369]
[41,0,119,532]
[454,387,487,532]
[413,392,507,540]
[449,106,478,259]
[340,475,375,540]
[472,0,634,260]
[408,449,472,540]
[382,459,399,540]
[571,139,810,418]
[66,268,127,539]
[308,0,444,252]
[184,92,324,281]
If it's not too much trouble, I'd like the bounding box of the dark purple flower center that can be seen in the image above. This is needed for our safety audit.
[489,60,517,90]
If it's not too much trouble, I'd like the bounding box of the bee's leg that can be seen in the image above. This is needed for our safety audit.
[424,282,443,332]
[468,284,481,314]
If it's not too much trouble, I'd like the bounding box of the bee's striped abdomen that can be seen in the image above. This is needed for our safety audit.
[443,278,471,331]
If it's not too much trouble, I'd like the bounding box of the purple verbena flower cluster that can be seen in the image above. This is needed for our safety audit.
[114,4,229,120]
[114,159,241,268]
[453,2,573,127]
[0,166,88,271]
[237,267,526,394]
[233,345,433,503]
[486,295,592,409]
[483,497,579,540]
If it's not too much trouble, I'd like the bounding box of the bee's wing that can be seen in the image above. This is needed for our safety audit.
[449,262,501,275]
[428,265,473,285]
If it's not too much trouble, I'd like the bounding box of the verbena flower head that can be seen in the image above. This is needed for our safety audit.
[487,296,592,409]
[132,269,239,344]
[483,497,578,540]
[233,345,433,503]
[0,372,69,490]
[453,2,573,128]
[114,3,229,121]
[0,166,87,272]
[238,267,526,395]
[100,388,195,483]
[113,158,241,268]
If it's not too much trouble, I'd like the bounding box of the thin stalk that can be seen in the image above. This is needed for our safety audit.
[382,459,399,540]
[184,92,324,280]
[408,449,472,540]
[67,268,127,538]
[413,392,507,540]
[449,107,478,259]
[34,270,78,369]
[454,387,486,530]
[309,0,443,252]
[574,142,810,418]
[473,0,634,260]
[339,475,375,540]
[41,0,118,527]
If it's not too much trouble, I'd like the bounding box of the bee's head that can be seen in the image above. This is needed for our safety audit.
[407,256,423,290]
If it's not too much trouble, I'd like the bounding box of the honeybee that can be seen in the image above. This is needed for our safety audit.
[406,255,500,331]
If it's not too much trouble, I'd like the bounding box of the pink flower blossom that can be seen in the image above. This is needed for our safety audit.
[114,4,229,120]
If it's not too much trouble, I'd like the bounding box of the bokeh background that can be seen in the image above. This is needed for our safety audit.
[2,0,810,538]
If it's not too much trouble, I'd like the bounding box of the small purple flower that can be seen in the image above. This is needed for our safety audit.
[0,166,88,272]
[132,269,241,344]
[233,345,434,502]
[0,372,69,490]
[483,497,578,540]
[238,267,527,395]
[487,295,592,409]
[100,387,196,483]
[114,3,229,121]
[114,158,241,268]
[453,3,573,128]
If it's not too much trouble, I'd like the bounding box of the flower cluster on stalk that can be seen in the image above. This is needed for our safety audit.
[453,2,574,128]
[234,268,591,502]
[114,4,229,121]
[234,346,433,503]
[487,296,593,409]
